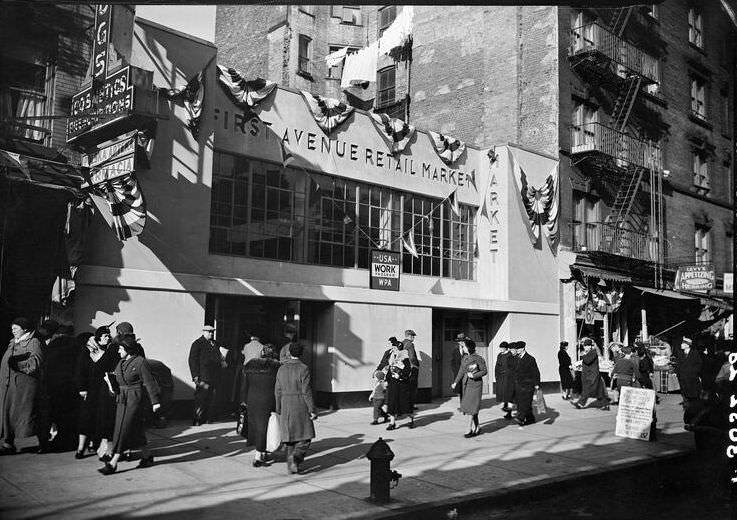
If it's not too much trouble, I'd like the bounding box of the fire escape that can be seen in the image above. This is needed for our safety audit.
[568,8,666,285]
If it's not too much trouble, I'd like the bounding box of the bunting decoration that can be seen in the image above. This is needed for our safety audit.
[162,69,205,139]
[98,174,146,241]
[429,131,466,165]
[216,65,277,108]
[300,91,354,134]
[447,187,460,217]
[370,113,415,155]
[511,150,560,248]
[402,228,419,258]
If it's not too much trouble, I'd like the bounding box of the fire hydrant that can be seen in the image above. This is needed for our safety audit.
[366,437,402,503]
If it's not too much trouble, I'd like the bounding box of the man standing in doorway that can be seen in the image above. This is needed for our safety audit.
[279,323,299,364]
[452,334,468,409]
[188,325,223,425]
[510,341,540,426]
[402,329,420,408]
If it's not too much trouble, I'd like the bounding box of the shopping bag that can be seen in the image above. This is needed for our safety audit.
[533,389,547,415]
[235,404,248,439]
[607,387,620,403]
[266,412,282,452]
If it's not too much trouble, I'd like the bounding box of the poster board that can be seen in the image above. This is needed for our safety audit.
[615,386,656,441]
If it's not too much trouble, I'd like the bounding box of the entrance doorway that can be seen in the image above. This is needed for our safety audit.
[432,311,492,398]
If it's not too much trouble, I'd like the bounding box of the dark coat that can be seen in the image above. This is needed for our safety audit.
[0,335,44,440]
[677,349,703,399]
[451,346,464,380]
[75,339,119,439]
[495,351,515,401]
[454,353,487,414]
[580,349,607,401]
[241,358,280,451]
[401,339,419,368]
[275,359,315,443]
[513,352,540,423]
[558,349,574,389]
[111,355,160,453]
[188,336,223,384]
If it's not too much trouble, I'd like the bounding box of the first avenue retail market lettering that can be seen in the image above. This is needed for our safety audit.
[215,108,475,188]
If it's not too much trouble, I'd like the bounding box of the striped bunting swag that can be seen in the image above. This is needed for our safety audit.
[102,174,146,241]
[370,113,415,155]
[300,91,354,134]
[429,131,466,165]
[216,65,277,107]
[162,71,205,139]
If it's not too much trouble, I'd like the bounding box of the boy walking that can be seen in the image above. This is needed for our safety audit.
[369,370,389,425]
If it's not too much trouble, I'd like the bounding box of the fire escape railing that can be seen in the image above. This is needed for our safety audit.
[570,122,662,171]
[573,222,658,262]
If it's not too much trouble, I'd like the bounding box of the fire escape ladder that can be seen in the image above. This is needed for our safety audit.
[610,75,642,133]
[607,164,646,230]
[609,7,633,37]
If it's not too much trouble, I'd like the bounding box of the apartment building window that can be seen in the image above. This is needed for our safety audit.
[571,101,597,151]
[570,10,595,53]
[573,192,600,251]
[688,7,703,49]
[692,151,710,190]
[377,66,396,108]
[0,56,49,142]
[694,225,711,264]
[331,6,362,25]
[378,6,397,36]
[210,152,476,280]
[298,35,312,78]
[690,76,706,120]
[327,45,359,80]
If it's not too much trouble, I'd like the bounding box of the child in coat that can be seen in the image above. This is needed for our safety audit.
[369,370,389,425]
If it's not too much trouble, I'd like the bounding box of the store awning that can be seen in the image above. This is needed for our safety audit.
[574,266,632,283]
[634,286,699,300]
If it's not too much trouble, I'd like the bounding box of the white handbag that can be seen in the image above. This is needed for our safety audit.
[266,412,282,452]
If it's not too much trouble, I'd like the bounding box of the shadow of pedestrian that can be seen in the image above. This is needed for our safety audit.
[537,406,560,425]
[412,411,453,428]
[478,417,519,434]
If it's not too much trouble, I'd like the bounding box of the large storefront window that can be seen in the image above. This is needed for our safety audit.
[210,152,476,280]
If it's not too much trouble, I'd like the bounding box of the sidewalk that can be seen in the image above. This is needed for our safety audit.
[0,393,692,520]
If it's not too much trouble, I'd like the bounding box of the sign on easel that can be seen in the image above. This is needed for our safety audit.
[615,386,656,441]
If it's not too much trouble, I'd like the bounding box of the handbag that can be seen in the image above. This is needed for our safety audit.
[533,388,547,415]
[235,404,248,439]
[266,412,282,452]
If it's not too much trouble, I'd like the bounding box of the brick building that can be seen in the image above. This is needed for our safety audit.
[216,2,734,352]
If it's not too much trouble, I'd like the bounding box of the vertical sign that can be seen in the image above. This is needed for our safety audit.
[724,273,733,294]
[92,5,112,83]
[370,250,401,291]
[615,386,656,441]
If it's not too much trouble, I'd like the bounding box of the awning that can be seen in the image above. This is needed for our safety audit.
[573,265,632,283]
[634,286,698,300]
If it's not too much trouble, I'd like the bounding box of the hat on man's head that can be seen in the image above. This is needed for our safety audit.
[455,333,467,341]
[405,329,416,336]
[508,341,520,350]
[499,341,509,349]
[682,337,692,346]
[560,341,569,347]
[202,324,215,332]
[116,322,134,336]
[582,338,594,347]
[516,341,527,349]
[622,346,632,354]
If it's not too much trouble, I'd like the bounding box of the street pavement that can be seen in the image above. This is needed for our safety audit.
[0,393,694,520]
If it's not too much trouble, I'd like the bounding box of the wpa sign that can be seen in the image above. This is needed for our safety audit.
[371,250,401,291]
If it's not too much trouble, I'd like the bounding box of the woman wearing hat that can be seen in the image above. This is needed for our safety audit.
[378,337,415,430]
[74,325,119,460]
[0,318,45,455]
[558,341,574,400]
[572,338,609,410]
[451,338,487,437]
[98,336,160,475]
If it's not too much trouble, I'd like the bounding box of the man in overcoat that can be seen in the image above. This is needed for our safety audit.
[275,343,317,474]
[573,338,609,410]
[451,333,468,407]
[188,325,224,425]
[676,337,702,409]
[510,341,540,426]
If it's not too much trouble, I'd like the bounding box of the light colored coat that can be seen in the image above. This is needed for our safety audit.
[275,359,315,442]
[0,335,44,440]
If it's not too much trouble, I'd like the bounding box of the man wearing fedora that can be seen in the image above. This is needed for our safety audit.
[510,341,540,426]
[188,325,224,425]
[451,334,468,407]
[402,329,420,408]
[675,337,702,410]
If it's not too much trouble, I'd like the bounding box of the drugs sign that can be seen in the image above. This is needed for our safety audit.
[371,250,400,291]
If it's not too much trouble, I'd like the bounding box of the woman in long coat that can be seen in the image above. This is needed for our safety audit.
[74,325,118,460]
[573,339,609,410]
[98,336,160,475]
[378,337,414,430]
[275,342,317,474]
[452,339,487,437]
[0,318,45,455]
[240,344,280,467]
[558,341,574,400]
